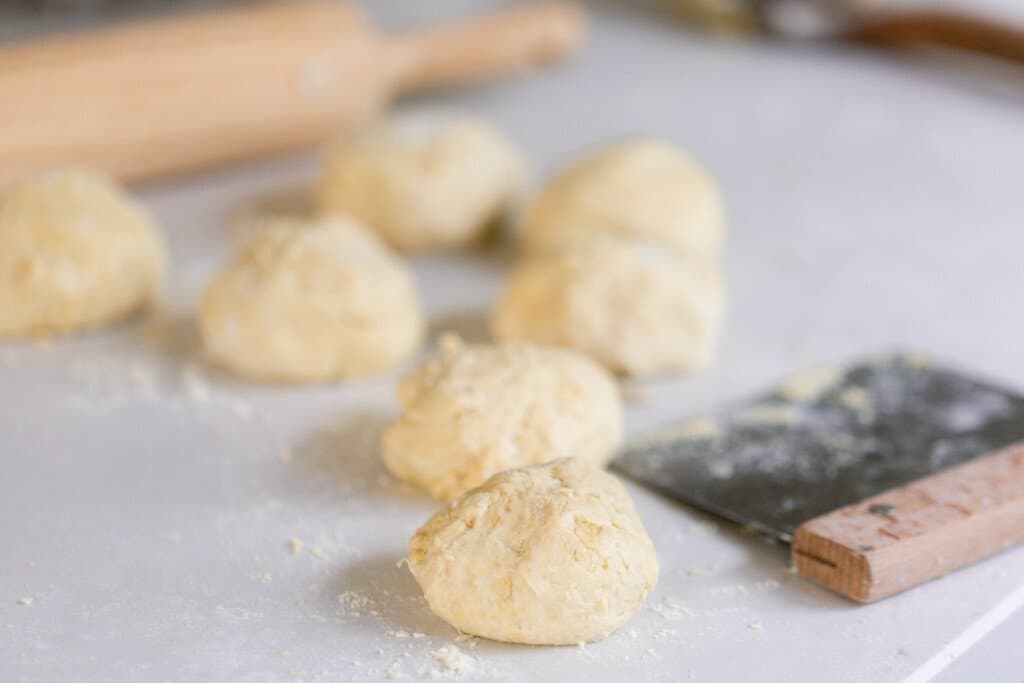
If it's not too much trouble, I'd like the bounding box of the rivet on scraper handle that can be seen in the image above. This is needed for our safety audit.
[793,441,1024,602]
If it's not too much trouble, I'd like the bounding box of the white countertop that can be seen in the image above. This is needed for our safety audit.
[2,2,1024,681]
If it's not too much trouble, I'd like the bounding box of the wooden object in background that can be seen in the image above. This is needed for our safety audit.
[793,442,1024,602]
[0,1,585,184]
[846,10,1024,66]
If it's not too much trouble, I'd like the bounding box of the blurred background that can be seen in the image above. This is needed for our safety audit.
[1,2,1022,681]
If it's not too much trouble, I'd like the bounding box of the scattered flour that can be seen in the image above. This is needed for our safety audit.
[649,596,694,620]
[229,399,255,420]
[666,418,719,440]
[66,355,166,410]
[680,563,722,577]
[712,584,749,597]
[425,644,477,679]
[713,579,780,597]
[902,351,932,369]
[337,591,379,618]
[737,403,799,427]
[778,365,840,402]
[631,417,718,450]
[61,351,270,427]
[838,386,872,415]
[180,365,211,402]
[677,521,719,538]
[128,360,159,400]
[707,459,735,479]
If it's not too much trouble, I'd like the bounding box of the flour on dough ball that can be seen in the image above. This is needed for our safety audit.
[381,335,622,501]
[408,458,658,645]
[493,235,723,376]
[520,139,724,257]
[316,114,525,251]
[199,216,423,382]
[0,168,164,337]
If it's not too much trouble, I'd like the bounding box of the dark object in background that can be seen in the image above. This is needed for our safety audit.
[673,0,1024,67]
[615,352,1024,602]
[13,0,183,13]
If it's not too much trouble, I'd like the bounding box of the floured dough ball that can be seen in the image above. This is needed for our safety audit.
[492,235,723,376]
[408,458,659,645]
[381,335,622,501]
[316,115,525,251]
[0,168,164,337]
[199,216,423,382]
[520,139,724,257]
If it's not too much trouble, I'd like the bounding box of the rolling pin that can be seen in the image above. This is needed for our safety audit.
[0,1,584,184]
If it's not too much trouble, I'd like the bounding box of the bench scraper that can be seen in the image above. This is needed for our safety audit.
[614,352,1024,602]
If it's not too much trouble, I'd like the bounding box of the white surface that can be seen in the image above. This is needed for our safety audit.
[905,583,1024,683]
[935,605,1024,682]
[2,2,1024,681]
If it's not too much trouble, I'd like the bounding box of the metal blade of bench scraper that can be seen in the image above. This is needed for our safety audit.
[613,352,1024,543]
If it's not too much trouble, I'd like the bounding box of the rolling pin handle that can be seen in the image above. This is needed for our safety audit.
[384,2,586,93]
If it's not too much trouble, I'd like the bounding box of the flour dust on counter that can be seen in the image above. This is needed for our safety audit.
[6,1,1024,673]
[4,297,1024,680]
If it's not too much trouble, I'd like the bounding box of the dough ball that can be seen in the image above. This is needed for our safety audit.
[0,168,164,337]
[381,335,622,501]
[408,458,659,645]
[492,235,724,376]
[520,139,724,257]
[316,115,525,251]
[199,216,423,382]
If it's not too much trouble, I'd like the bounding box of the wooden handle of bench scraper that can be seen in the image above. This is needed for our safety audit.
[847,10,1024,67]
[792,442,1024,602]
[0,1,584,185]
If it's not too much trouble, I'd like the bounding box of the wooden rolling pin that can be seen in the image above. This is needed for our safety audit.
[0,1,585,184]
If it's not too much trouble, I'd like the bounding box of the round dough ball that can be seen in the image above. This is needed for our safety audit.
[199,216,423,382]
[0,168,164,337]
[381,334,622,501]
[492,235,724,376]
[316,115,525,251]
[520,139,724,257]
[408,457,659,645]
